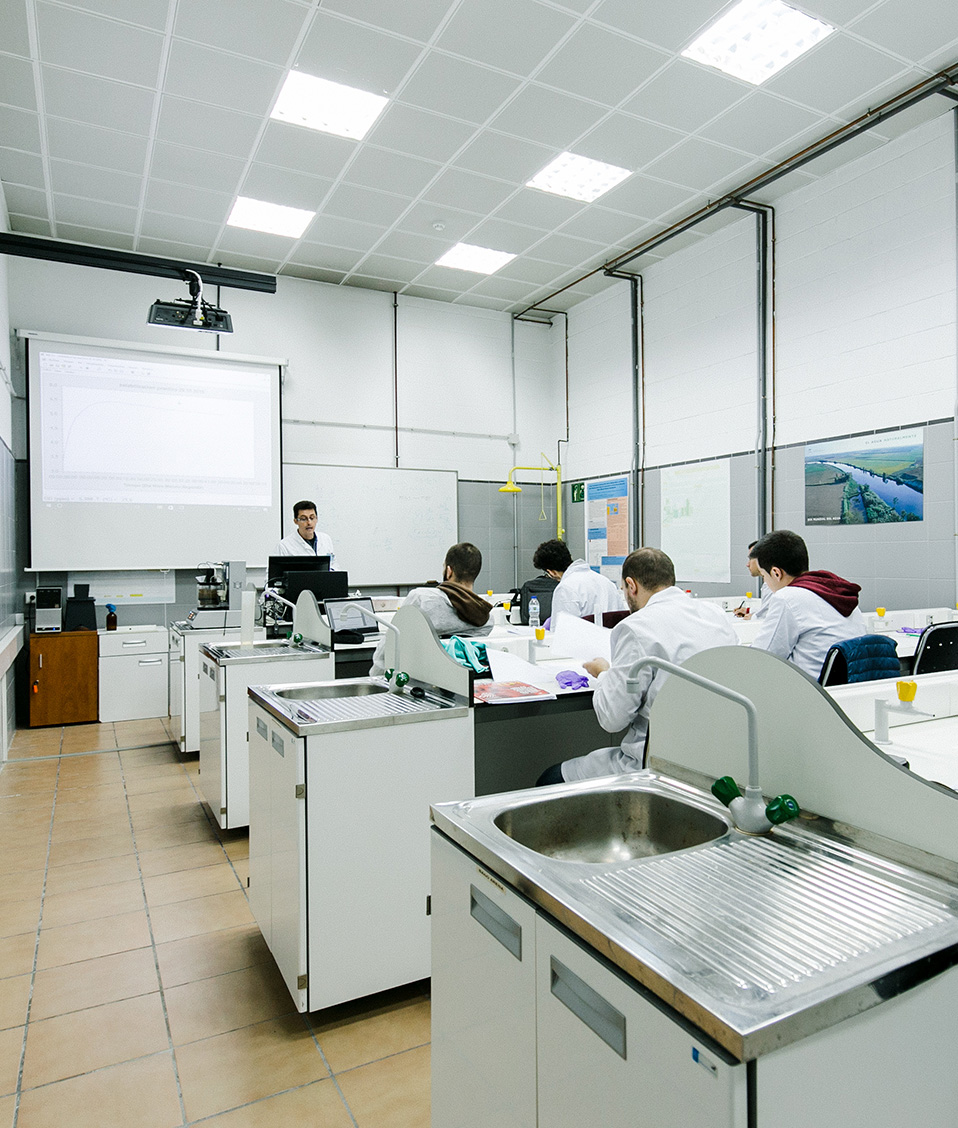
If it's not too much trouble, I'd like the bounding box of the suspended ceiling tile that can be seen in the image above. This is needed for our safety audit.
[535,23,669,106]
[155,96,263,159]
[164,39,283,115]
[55,223,135,249]
[851,0,958,62]
[45,118,149,175]
[36,3,165,86]
[54,0,171,31]
[144,179,234,224]
[213,224,295,259]
[295,11,423,95]
[492,188,585,231]
[467,274,543,300]
[423,167,517,213]
[490,83,609,149]
[172,0,307,65]
[322,182,411,226]
[372,229,451,262]
[496,256,577,284]
[343,146,442,197]
[764,34,909,114]
[401,283,462,302]
[0,147,44,189]
[49,160,141,207]
[148,140,247,194]
[40,66,156,134]
[642,136,754,192]
[395,201,486,243]
[397,53,522,124]
[138,211,223,246]
[793,129,888,177]
[599,173,700,221]
[575,111,684,171]
[454,130,556,185]
[454,294,514,310]
[240,164,331,211]
[699,93,826,159]
[255,121,356,178]
[2,184,47,219]
[558,204,647,246]
[466,216,548,254]
[301,214,388,252]
[287,243,365,272]
[751,168,818,200]
[9,214,53,236]
[413,263,495,289]
[137,236,215,259]
[868,96,953,143]
[53,195,137,232]
[368,103,477,163]
[343,273,409,292]
[526,230,609,266]
[282,264,346,283]
[349,254,427,283]
[319,0,458,43]
[805,0,887,22]
[0,56,37,112]
[621,59,748,133]
[592,0,729,53]
[0,106,40,152]
[436,0,577,77]
[0,3,31,57]
[209,251,281,272]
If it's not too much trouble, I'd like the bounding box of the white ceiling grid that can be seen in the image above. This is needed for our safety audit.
[0,0,955,312]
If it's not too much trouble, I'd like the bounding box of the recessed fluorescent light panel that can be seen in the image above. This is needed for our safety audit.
[682,0,834,85]
[527,152,631,203]
[435,243,516,274]
[227,196,315,238]
[271,71,388,139]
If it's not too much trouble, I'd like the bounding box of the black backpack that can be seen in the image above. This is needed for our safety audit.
[516,575,559,625]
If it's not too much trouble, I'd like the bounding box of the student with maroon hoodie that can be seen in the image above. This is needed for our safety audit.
[749,529,867,679]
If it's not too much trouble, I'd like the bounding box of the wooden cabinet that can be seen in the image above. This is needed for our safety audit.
[29,631,99,726]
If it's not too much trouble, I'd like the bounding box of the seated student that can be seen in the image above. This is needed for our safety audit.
[532,538,625,625]
[733,540,766,619]
[748,529,867,679]
[536,548,738,784]
[370,543,493,676]
[275,499,336,567]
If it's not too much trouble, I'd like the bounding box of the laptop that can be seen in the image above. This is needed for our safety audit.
[324,597,379,637]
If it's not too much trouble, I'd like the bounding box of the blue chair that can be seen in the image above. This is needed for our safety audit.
[912,622,958,676]
[818,634,901,686]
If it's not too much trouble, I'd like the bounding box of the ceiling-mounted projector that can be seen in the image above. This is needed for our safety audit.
[148,269,233,333]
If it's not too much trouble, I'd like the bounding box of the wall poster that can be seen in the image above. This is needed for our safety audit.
[660,460,731,584]
[585,476,630,582]
[805,428,923,525]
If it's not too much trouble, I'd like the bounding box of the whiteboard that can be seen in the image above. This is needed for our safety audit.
[281,463,458,586]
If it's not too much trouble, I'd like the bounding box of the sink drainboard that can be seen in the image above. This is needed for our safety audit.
[288,693,443,725]
[583,835,956,997]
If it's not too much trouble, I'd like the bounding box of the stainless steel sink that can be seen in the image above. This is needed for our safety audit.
[275,683,389,700]
[492,787,728,863]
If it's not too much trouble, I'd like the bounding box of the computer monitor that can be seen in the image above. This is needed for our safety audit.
[283,570,349,606]
[325,597,378,636]
[267,554,330,583]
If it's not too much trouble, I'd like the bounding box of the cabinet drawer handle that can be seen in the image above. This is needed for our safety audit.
[137,658,163,666]
[550,957,626,1059]
[122,639,148,647]
[469,885,521,961]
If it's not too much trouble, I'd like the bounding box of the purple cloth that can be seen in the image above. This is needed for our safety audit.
[555,670,589,690]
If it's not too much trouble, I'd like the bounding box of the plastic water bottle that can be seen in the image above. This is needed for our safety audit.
[528,597,540,630]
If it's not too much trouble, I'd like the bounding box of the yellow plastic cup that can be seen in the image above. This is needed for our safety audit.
[503,601,511,612]
[535,627,545,642]
[876,607,886,618]
[745,591,753,599]
[897,680,917,702]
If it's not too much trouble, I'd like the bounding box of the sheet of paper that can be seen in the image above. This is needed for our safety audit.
[550,612,612,663]
[486,647,596,693]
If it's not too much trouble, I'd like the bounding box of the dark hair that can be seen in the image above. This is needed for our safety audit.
[444,542,482,583]
[293,499,317,518]
[750,530,808,578]
[622,547,674,590]
[747,540,758,551]
[532,539,572,573]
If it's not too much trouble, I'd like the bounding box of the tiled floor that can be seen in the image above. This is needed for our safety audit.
[0,720,431,1128]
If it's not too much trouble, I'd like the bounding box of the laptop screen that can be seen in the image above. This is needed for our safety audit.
[325,597,378,635]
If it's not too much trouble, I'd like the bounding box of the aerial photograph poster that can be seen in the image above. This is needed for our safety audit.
[805,428,923,525]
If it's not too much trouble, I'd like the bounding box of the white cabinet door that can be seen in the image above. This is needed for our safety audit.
[536,917,746,1128]
[430,830,538,1128]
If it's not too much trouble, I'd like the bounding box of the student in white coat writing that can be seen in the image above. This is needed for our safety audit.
[536,547,738,785]
[532,539,626,624]
[274,499,336,567]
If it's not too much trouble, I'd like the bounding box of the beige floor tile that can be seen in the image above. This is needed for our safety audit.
[119,746,179,765]
[0,867,46,906]
[196,1077,354,1127]
[52,798,130,831]
[0,789,54,813]
[0,897,41,940]
[0,848,49,879]
[8,732,61,755]
[36,909,150,970]
[232,857,249,886]
[0,811,51,840]
[175,1014,328,1122]
[138,839,227,877]
[220,832,250,860]
[0,975,30,1032]
[155,924,270,989]
[21,992,169,1088]
[43,853,141,897]
[5,745,59,761]
[30,946,160,1021]
[149,889,253,944]
[0,933,37,980]
[311,984,431,1074]
[124,771,193,797]
[143,863,241,908]
[166,960,296,1045]
[60,733,117,754]
[57,754,122,781]
[47,829,134,867]
[130,803,209,833]
[0,773,57,799]
[54,781,126,805]
[16,1051,182,1128]
[41,879,145,928]
[335,1044,431,1128]
[0,1025,24,1098]
[127,787,198,815]
[134,820,218,853]
[0,1092,14,1128]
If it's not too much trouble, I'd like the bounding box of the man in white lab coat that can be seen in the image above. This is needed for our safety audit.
[536,547,738,784]
[370,543,493,676]
[274,499,336,567]
[532,539,626,624]
[748,529,867,679]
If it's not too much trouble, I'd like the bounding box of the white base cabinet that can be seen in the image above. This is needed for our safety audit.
[98,627,169,722]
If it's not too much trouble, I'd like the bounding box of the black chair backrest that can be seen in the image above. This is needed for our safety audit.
[913,622,958,675]
[818,646,847,686]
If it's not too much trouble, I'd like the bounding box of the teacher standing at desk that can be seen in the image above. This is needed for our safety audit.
[275,499,336,567]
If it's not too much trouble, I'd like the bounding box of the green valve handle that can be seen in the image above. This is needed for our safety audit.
[711,776,742,807]
[394,671,410,689]
[293,633,303,644]
[766,794,801,825]
[384,668,394,681]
